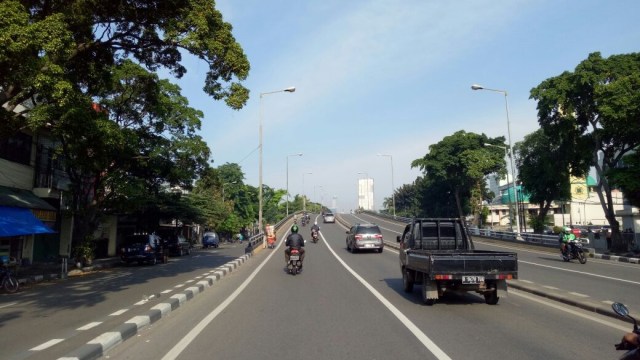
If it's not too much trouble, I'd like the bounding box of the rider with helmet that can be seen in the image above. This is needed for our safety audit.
[310,221,320,238]
[285,224,305,266]
[560,226,576,256]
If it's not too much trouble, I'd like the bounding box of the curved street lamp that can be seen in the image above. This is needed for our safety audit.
[258,86,296,231]
[472,84,520,236]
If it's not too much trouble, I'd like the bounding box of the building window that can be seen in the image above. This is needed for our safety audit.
[0,132,32,165]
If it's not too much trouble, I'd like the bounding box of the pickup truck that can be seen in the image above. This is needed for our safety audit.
[397,218,518,305]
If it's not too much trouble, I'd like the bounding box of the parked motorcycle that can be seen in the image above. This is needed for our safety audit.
[311,230,319,243]
[612,302,640,359]
[287,248,302,275]
[562,239,587,264]
[1,266,19,293]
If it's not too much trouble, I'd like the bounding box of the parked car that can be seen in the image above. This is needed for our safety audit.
[323,212,335,223]
[120,234,165,265]
[162,233,191,256]
[202,231,220,249]
[346,223,384,253]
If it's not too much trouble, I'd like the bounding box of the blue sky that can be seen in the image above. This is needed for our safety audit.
[166,0,640,213]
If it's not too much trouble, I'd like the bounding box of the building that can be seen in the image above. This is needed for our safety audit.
[357,178,374,211]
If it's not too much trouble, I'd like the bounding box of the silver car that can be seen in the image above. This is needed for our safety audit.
[323,212,335,223]
[346,223,384,253]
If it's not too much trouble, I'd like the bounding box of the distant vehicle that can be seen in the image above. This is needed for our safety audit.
[120,234,165,265]
[323,212,335,223]
[202,231,220,249]
[164,233,191,256]
[346,223,384,253]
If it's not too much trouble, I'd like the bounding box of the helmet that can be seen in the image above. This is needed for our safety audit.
[314,221,317,225]
[563,226,571,233]
[291,225,299,233]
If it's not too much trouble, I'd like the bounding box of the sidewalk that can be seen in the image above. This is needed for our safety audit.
[13,257,122,285]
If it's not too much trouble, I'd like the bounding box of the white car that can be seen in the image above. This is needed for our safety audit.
[323,212,335,223]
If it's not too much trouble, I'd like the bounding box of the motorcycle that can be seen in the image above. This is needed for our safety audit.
[562,239,587,264]
[311,230,319,243]
[612,302,640,359]
[287,248,302,275]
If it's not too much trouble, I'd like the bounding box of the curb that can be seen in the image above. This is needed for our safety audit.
[57,253,253,360]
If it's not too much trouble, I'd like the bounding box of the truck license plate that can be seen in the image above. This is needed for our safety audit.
[289,255,300,261]
[462,276,484,284]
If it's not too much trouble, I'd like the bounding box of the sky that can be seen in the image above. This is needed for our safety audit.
[164,0,640,213]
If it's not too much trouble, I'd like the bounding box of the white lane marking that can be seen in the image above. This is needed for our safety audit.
[161,290,172,294]
[185,280,194,283]
[519,260,640,285]
[511,289,629,331]
[519,279,534,284]
[543,286,559,290]
[569,292,590,298]
[77,322,102,331]
[109,309,128,316]
[0,302,17,309]
[602,300,615,305]
[162,237,285,360]
[30,338,64,351]
[321,233,452,360]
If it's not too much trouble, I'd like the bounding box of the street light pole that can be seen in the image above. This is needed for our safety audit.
[286,153,303,216]
[377,154,395,217]
[259,86,296,232]
[473,84,521,236]
[303,172,312,212]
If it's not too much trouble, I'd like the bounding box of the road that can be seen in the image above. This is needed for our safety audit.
[98,214,632,360]
[0,243,248,360]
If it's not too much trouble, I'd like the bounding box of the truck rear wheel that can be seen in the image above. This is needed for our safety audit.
[402,269,414,293]
[484,289,499,305]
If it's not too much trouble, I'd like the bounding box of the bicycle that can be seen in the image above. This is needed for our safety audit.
[1,266,19,293]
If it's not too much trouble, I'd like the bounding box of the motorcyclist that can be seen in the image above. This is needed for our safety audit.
[310,221,320,239]
[560,226,576,256]
[285,224,305,266]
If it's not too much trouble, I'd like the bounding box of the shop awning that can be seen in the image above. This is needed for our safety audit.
[0,206,56,237]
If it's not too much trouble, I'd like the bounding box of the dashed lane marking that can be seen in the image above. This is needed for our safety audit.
[77,322,102,331]
[30,339,64,351]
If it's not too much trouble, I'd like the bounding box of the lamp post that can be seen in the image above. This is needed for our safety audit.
[302,172,312,211]
[314,185,323,208]
[258,86,296,232]
[358,172,370,210]
[472,84,520,236]
[286,153,303,216]
[377,154,395,217]
[222,181,238,202]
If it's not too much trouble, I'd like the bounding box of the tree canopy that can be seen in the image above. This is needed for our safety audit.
[530,52,640,250]
[411,131,506,221]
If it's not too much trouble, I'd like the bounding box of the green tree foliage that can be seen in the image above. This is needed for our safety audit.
[411,131,507,220]
[514,129,587,233]
[607,150,640,208]
[0,0,250,132]
[530,52,640,250]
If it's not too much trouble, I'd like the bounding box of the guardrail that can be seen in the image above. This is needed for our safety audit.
[358,210,564,248]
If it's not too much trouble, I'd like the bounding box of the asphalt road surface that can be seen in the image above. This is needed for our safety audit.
[99,214,634,360]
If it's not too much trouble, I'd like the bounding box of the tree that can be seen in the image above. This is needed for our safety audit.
[514,129,588,233]
[530,52,640,251]
[411,131,506,220]
[1,0,249,132]
[607,150,640,209]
